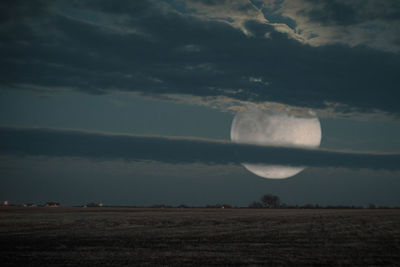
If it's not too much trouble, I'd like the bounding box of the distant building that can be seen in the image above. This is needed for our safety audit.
[86,202,102,207]
[45,202,60,207]
[23,203,37,207]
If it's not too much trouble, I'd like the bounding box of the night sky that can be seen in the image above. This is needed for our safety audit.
[1,0,400,206]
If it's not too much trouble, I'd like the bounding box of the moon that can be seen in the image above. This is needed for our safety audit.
[230,107,322,179]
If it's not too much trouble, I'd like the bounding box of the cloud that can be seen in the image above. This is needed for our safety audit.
[261,0,400,53]
[1,127,399,170]
[0,0,400,117]
[300,0,400,26]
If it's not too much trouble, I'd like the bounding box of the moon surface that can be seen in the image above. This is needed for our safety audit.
[230,107,322,179]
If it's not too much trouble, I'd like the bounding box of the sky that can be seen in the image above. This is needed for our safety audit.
[1,0,400,206]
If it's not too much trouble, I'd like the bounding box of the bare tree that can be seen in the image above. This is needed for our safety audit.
[260,194,280,208]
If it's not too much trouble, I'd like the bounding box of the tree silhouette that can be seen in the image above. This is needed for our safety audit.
[260,194,280,208]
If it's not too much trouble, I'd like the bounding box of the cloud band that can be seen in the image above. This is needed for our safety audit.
[0,127,399,170]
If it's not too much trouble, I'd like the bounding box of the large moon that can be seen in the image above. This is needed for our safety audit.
[230,107,322,179]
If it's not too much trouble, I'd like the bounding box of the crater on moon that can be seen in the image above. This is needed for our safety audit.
[230,107,322,179]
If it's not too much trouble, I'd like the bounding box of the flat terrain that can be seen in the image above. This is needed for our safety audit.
[0,208,399,266]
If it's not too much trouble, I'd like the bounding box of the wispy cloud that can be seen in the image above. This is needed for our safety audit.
[1,127,399,170]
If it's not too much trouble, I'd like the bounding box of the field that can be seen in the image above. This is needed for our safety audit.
[1,208,400,266]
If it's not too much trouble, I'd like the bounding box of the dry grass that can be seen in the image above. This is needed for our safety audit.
[1,207,399,266]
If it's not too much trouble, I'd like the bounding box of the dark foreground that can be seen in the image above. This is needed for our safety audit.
[1,208,400,266]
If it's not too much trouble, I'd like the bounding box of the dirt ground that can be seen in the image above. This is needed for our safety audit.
[0,207,399,266]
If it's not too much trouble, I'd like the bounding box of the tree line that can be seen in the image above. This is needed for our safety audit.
[2,195,396,209]
[248,194,393,209]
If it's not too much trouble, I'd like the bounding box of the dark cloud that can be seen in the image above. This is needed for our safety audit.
[195,0,228,6]
[302,0,400,26]
[1,0,400,115]
[302,0,357,26]
[1,127,399,170]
